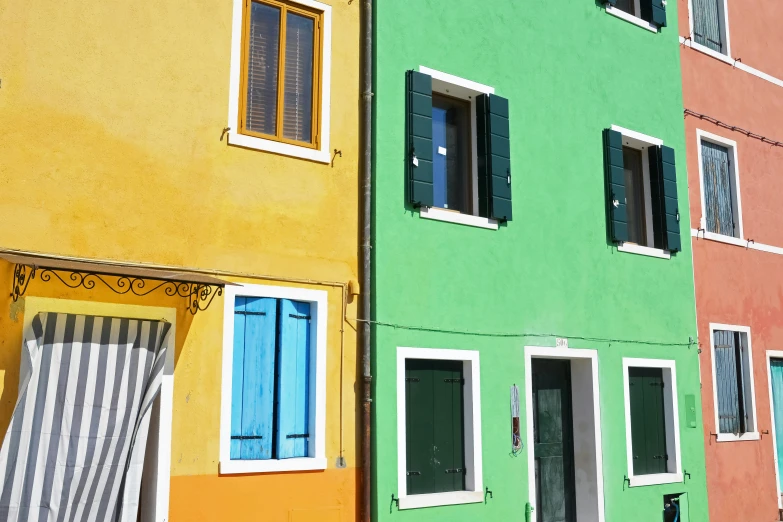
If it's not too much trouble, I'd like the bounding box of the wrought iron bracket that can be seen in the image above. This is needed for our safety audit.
[9,263,223,315]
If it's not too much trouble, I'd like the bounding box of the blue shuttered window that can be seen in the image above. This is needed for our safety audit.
[231,296,312,460]
[713,330,751,434]
[693,0,724,53]
[701,141,736,237]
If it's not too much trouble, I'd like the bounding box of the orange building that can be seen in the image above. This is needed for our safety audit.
[679,0,783,520]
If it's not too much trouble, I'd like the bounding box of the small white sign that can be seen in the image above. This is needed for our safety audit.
[556,338,568,349]
[438,146,447,156]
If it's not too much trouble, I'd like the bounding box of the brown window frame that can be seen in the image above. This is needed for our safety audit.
[238,0,324,149]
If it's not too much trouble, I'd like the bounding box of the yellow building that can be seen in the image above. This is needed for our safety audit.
[0,0,360,520]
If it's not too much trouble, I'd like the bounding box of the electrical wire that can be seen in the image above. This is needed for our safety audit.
[352,318,694,347]
[685,109,783,148]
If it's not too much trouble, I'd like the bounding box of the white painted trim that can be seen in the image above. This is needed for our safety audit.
[396,347,483,509]
[611,125,663,147]
[766,350,783,509]
[419,207,499,230]
[23,298,176,522]
[679,37,783,90]
[708,323,759,440]
[618,243,671,259]
[524,346,605,522]
[622,358,683,487]
[398,491,484,510]
[686,0,731,56]
[219,283,328,474]
[227,0,332,163]
[695,129,743,239]
[418,66,494,218]
[605,5,659,33]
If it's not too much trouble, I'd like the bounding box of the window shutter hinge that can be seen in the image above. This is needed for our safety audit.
[407,471,421,476]
[444,378,465,384]
[445,468,466,474]
[405,377,420,382]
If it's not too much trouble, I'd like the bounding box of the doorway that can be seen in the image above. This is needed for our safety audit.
[525,347,605,522]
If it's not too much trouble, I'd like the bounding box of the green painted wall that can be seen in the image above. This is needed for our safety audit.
[372,1,708,521]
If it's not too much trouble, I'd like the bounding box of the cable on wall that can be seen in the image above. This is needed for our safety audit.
[684,109,783,148]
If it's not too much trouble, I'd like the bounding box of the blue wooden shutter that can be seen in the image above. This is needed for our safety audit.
[603,129,628,243]
[276,299,311,458]
[649,145,681,252]
[693,0,723,51]
[701,140,735,236]
[231,296,278,460]
[714,330,742,434]
[640,0,667,27]
[407,71,434,208]
[477,94,512,221]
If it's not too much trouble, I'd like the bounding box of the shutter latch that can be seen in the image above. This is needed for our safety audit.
[612,199,620,208]
[412,153,419,167]
[407,471,421,476]
[444,378,465,384]
[445,468,465,474]
[286,433,310,439]
[676,210,680,222]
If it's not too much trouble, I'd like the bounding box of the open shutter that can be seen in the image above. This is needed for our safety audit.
[628,369,649,475]
[649,145,681,252]
[232,296,278,460]
[640,0,667,27]
[477,94,512,221]
[603,129,628,243]
[407,71,434,207]
[276,299,311,459]
[406,359,435,495]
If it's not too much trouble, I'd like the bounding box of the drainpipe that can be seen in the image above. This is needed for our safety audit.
[359,0,374,520]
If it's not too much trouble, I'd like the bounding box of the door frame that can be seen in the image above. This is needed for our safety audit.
[524,346,605,522]
[765,350,783,509]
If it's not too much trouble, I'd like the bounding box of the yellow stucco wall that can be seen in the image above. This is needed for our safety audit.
[0,0,360,519]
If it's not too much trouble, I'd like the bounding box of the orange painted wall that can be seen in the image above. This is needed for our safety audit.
[679,0,783,520]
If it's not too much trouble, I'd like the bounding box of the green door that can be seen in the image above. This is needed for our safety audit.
[533,359,576,522]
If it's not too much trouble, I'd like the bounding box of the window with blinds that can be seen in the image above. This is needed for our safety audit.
[240,0,322,148]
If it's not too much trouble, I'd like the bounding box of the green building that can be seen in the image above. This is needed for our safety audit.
[371,1,708,521]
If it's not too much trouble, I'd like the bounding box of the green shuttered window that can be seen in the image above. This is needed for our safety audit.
[603,128,681,253]
[628,367,668,476]
[231,296,311,461]
[610,0,666,28]
[406,70,512,222]
[405,359,466,495]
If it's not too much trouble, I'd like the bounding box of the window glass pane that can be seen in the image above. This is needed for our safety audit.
[614,0,636,16]
[693,0,723,52]
[702,141,736,237]
[623,147,647,246]
[714,330,744,434]
[282,12,315,143]
[432,94,471,214]
[246,2,281,136]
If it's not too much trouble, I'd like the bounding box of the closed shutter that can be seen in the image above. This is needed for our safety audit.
[714,330,746,434]
[693,0,723,52]
[649,145,681,252]
[701,141,735,236]
[407,71,434,207]
[276,299,312,458]
[231,296,278,460]
[640,0,667,27]
[477,94,512,221]
[629,367,668,476]
[604,129,628,243]
[405,359,466,495]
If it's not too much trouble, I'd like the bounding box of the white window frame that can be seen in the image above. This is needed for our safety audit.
[226,0,332,163]
[605,1,659,33]
[611,125,672,259]
[696,129,743,240]
[22,297,176,522]
[416,66,499,231]
[219,283,328,474]
[396,347,483,509]
[687,0,731,57]
[709,323,759,442]
[622,358,683,487]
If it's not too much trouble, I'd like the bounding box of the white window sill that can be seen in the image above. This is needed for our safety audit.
[679,37,734,66]
[398,490,484,510]
[227,131,330,164]
[618,243,671,259]
[605,6,658,33]
[716,432,760,443]
[629,472,683,487]
[420,207,499,230]
[219,457,327,475]
[691,229,746,247]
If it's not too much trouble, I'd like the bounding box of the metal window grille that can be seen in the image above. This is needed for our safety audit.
[702,140,736,237]
[714,330,749,434]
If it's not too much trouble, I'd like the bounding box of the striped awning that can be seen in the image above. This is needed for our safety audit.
[0,312,171,522]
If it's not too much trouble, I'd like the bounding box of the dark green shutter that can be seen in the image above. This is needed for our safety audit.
[407,71,434,207]
[603,129,628,243]
[405,359,465,495]
[477,94,512,221]
[649,145,681,252]
[640,0,667,27]
[605,0,618,5]
[629,367,669,476]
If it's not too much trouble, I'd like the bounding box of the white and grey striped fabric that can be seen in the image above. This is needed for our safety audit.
[0,312,171,522]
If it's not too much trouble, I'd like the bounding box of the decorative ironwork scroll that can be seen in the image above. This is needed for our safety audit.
[9,264,223,315]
